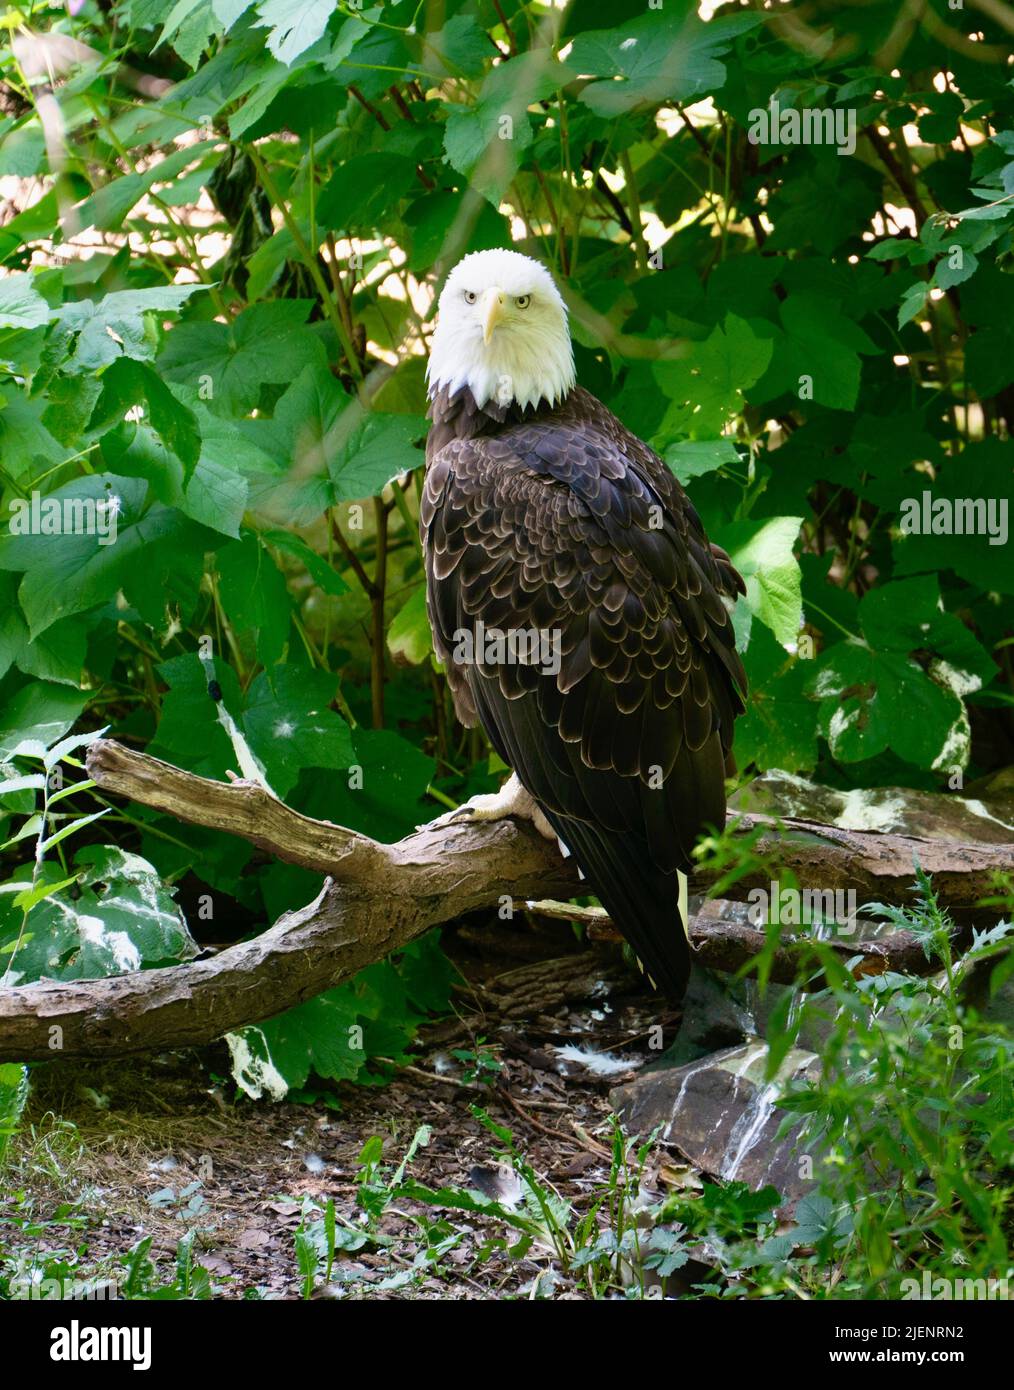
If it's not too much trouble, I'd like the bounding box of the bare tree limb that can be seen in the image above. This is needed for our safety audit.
[0,739,1009,1062]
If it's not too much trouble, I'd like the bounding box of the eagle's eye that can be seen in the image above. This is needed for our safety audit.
[515,294,531,309]
[463,290,477,304]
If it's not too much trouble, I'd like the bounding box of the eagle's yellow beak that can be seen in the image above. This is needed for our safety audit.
[480,287,505,344]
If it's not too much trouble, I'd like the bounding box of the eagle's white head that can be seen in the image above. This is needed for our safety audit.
[427,249,576,412]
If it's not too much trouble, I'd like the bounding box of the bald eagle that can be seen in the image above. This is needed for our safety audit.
[421,249,746,1000]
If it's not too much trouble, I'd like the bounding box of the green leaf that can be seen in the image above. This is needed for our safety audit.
[253,0,335,65]
[227,990,363,1099]
[891,441,1014,594]
[0,845,198,985]
[655,314,773,439]
[228,930,453,1097]
[0,682,88,761]
[301,729,434,843]
[0,190,58,264]
[148,653,242,780]
[262,529,349,597]
[97,412,250,539]
[403,191,509,274]
[0,124,45,177]
[0,271,55,330]
[243,365,424,522]
[443,104,532,208]
[73,139,217,233]
[811,643,965,770]
[0,1063,29,1157]
[387,584,432,666]
[717,516,804,647]
[569,10,759,116]
[0,574,87,685]
[0,773,47,796]
[0,389,68,484]
[56,284,208,373]
[753,294,878,411]
[215,533,292,668]
[158,300,326,416]
[212,0,252,25]
[89,357,202,477]
[859,575,995,689]
[413,14,490,81]
[736,625,819,773]
[241,666,354,797]
[181,450,250,537]
[865,238,931,263]
[156,0,210,50]
[809,577,993,772]
[0,475,203,639]
[933,248,978,290]
[38,808,111,856]
[318,155,419,233]
[898,281,928,329]
[442,53,571,205]
[664,438,741,483]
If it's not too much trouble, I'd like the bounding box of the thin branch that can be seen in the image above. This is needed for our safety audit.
[347,83,391,131]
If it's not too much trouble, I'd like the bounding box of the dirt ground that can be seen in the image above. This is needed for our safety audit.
[3,922,690,1299]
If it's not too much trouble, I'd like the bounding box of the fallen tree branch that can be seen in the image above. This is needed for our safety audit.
[0,739,1009,1062]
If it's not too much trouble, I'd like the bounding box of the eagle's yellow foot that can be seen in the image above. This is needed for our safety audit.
[429,772,557,842]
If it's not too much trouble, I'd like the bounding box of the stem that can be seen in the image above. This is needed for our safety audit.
[329,510,377,597]
[389,476,423,559]
[247,147,365,390]
[370,496,388,729]
[620,151,646,272]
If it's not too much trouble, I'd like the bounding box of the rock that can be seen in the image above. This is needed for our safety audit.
[612,1042,821,1210]
[660,961,757,1065]
[732,770,1014,845]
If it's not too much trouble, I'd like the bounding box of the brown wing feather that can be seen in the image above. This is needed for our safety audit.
[422,387,746,995]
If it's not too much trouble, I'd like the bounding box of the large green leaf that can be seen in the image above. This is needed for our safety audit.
[241,666,354,797]
[55,285,208,373]
[737,625,819,773]
[158,300,326,416]
[443,53,571,205]
[752,294,880,411]
[253,0,336,65]
[0,389,69,484]
[318,154,419,232]
[655,315,773,440]
[568,9,758,116]
[216,532,293,667]
[811,643,965,771]
[0,474,213,638]
[0,575,87,686]
[242,365,425,522]
[809,577,994,772]
[0,682,87,761]
[89,357,202,477]
[0,271,56,330]
[301,729,434,843]
[0,846,198,986]
[716,516,804,647]
[387,585,432,667]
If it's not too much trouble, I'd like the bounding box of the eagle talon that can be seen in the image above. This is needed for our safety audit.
[425,773,557,842]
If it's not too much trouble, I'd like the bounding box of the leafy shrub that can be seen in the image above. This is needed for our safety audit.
[0,1,1011,1090]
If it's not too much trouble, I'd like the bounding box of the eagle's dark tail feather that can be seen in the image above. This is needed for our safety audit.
[538,809,690,1002]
